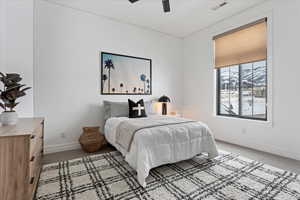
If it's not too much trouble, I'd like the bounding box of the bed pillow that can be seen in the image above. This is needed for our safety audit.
[128,99,147,118]
[103,101,129,122]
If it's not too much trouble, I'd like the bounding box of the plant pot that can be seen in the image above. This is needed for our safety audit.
[1,111,18,125]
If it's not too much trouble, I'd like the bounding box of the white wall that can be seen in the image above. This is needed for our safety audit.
[0,0,6,73]
[35,0,183,153]
[0,0,34,117]
[183,0,300,160]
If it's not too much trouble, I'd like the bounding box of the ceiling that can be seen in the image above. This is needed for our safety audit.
[47,0,269,38]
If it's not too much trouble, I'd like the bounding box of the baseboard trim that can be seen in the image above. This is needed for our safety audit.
[44,142,81,154]
[215,137,300,161]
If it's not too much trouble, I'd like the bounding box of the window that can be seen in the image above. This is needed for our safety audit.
[217,60,267,120]
[214,18,268,121]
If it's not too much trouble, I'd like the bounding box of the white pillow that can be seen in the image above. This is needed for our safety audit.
[144,100,158,115]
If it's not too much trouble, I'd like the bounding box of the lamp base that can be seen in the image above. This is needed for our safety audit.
[162,103,167,115]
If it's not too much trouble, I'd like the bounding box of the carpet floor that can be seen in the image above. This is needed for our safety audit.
[35,151,300,200]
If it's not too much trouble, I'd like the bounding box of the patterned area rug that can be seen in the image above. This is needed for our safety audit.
[36,151,300,200]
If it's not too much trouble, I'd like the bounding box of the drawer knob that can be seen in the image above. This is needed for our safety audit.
[30,156,35,162]
[30,177,35,184]
[30,135,35,139]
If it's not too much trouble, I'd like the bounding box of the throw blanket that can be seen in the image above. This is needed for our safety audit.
[116,117,195,152]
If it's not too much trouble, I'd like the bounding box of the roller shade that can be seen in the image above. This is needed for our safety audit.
[214,18,267,68]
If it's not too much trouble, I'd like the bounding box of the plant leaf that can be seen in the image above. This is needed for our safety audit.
[20,87,31,93]
[5,102,18,111]
[13,102,19,109]
[6,84,23,91]
[6,73,21,80]
[0,102,5,110]
[17,91,26,98]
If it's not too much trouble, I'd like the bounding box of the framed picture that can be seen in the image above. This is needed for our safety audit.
[100,52,152,95]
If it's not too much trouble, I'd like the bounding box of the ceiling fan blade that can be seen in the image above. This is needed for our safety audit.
[129,0,139,3]
[162,0,170,12]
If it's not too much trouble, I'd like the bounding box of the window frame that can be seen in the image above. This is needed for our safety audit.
[216,60,268,121]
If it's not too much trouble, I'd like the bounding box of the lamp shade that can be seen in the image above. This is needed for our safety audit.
[158,95,171,103]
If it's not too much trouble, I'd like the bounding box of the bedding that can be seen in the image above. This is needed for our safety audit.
[104,115,219,187]
[116,117,195,152]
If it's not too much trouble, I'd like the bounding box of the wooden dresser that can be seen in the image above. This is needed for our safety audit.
[0,118,44,200]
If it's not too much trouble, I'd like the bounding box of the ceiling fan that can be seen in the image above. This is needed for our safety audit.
[129,0,171,13]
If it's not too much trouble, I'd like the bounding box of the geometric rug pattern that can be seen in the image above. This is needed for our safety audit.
[35,151,300,200]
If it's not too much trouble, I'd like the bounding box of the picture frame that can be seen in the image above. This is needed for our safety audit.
[100,52,152,95]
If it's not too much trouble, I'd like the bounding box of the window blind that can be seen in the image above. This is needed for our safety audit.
[214,18,267,68]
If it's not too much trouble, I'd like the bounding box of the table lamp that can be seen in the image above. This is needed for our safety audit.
[158,95,171,115]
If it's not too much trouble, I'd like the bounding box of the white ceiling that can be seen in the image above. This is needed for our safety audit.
[47,0,269,38]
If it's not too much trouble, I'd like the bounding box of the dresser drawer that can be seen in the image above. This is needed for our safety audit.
[28,151,42,200]
[30,135,43,157]
[32,123,43,139]
[29,148,42,184]
[30,123,43,156]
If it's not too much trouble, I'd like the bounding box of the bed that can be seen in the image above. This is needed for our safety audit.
[104,108,218,187]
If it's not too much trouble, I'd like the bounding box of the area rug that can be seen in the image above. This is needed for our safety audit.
[35,151,300,200]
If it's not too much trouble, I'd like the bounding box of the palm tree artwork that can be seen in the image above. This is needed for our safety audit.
[140,74,146,94]
[101,52,151,95]
[146,79,150,94]
[102,74,108,91]
[120,83,124,93]
[104,59,115,93]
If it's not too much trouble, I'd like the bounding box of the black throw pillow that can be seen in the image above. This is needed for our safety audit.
[128,99,147,118]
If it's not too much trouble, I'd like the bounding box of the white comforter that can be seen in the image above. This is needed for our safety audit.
[104,116,218,187]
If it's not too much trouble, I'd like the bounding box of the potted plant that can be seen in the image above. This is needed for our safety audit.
[0,73,31,125]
